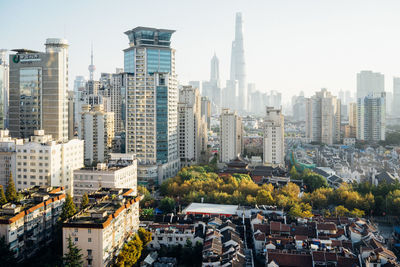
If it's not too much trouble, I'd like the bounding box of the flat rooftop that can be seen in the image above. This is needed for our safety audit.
[182,203,239,216]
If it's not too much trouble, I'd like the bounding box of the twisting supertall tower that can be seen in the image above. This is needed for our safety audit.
[88,44,95,81]
[229,12,247,111]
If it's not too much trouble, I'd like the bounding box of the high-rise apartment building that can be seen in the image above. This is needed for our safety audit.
[12,130,84,193]
[73,153,137,202]
[306,89,341,145]
[357,92,386,142]
[357,70,384,99]
[201,96,211,130]
[9,38,69,142]
[263,107,285,166]
[178,86,206,165]
[393,77,400,117]
[0,49,9,129]
[79,104,114,164]
[347,102,357,138]
[292,93,306,122]
[0,130,17,189]
[229,13,247,112]
[220,108,243,163]
[63,188,140,267]
[124,27,179,185]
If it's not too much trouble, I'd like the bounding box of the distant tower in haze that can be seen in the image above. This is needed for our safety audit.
[88,44,96,81]
[229,12,247,112]
[210,53,220,85]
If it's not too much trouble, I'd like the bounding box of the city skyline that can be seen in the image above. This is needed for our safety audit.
[2,1,400,100]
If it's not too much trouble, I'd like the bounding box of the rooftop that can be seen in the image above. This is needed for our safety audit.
[63,188,140,228]
[183,203,239,216]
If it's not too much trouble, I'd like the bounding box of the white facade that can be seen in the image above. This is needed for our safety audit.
[0,49,8,129]
[178,86,206,165]
[263,107,285,166]
[0,130,18,188]
[63,189,140,267]
[14,130,83,193]
[73,153,137,202]
[79,104,114,164]
[357,92,386,142]
[306,89,341,145]
[220,108,243,163]
[393,77,400,117]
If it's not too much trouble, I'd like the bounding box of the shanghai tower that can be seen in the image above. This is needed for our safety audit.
[230,12,247,111]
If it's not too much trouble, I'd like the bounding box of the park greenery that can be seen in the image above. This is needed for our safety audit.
[159,165,400,217]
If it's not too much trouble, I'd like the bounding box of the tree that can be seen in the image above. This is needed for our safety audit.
[334,205,349,217]
[301,172,328,192]
[0,186,7,206]
[138,228,152,247]
[116,234,143,267]
[289,166,299,180]
[63,236,83,267]
[60,194,77,222]
[159,197,175,214]
[80,193,89,210]
[256,190,274,205]
[5,174,17,202]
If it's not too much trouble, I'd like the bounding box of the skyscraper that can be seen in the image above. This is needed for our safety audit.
[220,108,243,163]
[202,54,222,110]
[357,92,386,142]
[263,107,285,166]
[124,27,179,184]
[9,38,69,142]
[229,12,247,112]
[357,71,384,99]
[393,77,400,117]
[88,44,96,81]
[306,89,341,145]
[0,49,8,129]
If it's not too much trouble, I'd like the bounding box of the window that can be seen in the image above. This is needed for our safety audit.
[75,228,78,233]
[88,229,91,234]
[87,249,92,256]
[75,237,78,242]
[88,238,92,242]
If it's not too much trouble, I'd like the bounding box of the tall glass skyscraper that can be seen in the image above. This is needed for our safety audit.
[124,27,179,185]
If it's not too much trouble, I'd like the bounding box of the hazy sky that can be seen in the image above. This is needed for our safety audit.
[2,0,400,100]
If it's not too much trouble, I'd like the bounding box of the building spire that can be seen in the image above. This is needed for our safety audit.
[88,43,96,81]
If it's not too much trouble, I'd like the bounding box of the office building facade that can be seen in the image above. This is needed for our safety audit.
[9,38,69,142]
[0,49,9,129]
[357,92,386,142]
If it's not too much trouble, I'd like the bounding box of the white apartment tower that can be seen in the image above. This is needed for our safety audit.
[124,27,179,184]
[79,104,114,164]
[14,130,84,193]
[393,77,400,117]
[220,108,243,163]
[306,89,341,145]
[0,130,17,189]
[357,92,386,142]
[178,86,206,165]
[263,107,285,166]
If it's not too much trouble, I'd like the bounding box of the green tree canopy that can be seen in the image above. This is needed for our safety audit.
[63,236,83,267]
[302,172,328,192]
[5,174,17,202]
[0,186,7,206]
[60,194,77,222]
[159,197,175,214]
